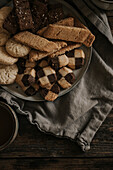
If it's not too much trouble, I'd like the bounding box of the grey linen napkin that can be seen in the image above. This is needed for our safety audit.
[0,0,113,151]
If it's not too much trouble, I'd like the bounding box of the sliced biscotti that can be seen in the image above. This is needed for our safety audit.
[13,0,34,31]
[14,31,58,52]
[43,24,90,45]
[49,43,82,58]
[37,17,75,36]
[74,17,95,47]
[29,41,67,62]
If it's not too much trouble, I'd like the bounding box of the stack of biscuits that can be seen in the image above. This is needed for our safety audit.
[0,0,95,101]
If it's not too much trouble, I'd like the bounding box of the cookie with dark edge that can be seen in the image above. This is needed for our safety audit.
[13,0,34,31]
[3,9,19,35]
[49,54,69,70]
[37,66,57,88]
[40,83,60,101]
[57,67,75,89]
[66,49,85,70]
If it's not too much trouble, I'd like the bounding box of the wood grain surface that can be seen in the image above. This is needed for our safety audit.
[0,10,113,170]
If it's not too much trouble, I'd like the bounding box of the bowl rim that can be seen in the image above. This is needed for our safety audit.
[99,0,113,4]
[0,102,19,151]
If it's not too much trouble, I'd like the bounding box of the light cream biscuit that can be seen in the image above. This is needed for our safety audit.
[0,47,18,65]
[0,29,10,46]
[0,64,18,85]
[6,38,31,57]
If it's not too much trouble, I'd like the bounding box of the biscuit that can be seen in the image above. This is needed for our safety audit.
[36,66,57,88]
[17,57,36,74]
[13,0,34,31]
[14,31,58,52]
[37,17,75,36]
[6,38,31,57]
[30,0,48,32]
[0,47,18,65]
[0,6,12,28]
[74,17,95,47]
[0,64,18,85]
[40,83,60,101]
[16,74,39,96]
[3,9,19,35]
[67,49,85,70]
[43,24,90,44]
[57,67,75,89]
[49,43,82,58]
[29,41,67,62]
[49,54,69,70]
[0,29,10,46]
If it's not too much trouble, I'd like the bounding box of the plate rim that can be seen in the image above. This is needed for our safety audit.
[1,0,92,102]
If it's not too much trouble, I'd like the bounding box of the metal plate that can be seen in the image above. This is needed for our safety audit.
[2,0,92,101]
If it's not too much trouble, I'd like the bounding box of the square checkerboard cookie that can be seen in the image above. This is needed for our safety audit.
[37,66,57,88]
[66,49,85,70]
[40,83,60,101]
[49,54,69,70]
[57,67,75,89]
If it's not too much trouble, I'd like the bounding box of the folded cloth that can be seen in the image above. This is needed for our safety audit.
[0,0,113,151]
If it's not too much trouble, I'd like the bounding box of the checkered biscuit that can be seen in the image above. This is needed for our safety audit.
[40,83,60,101]
[49,54,69,70]
[16,68,36,87]
[38,59,48,69]
[57,67,75,89]
[67,49,85,70]
[17,57,36,74]
[16,74,39,96]
[13,0,34,31]
[14,31,58,53]
[49,43,82,58]
[37,66,57,88]
[29,41,67,62]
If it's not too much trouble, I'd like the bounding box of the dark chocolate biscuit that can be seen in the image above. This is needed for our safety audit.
[40,83,60,101]
[57,67,75,89]
[48,6,64,24]
[37,66,57,88]
[13,0,34,31]
[67,49,85,70]
[30,0,48,32]
[3,9,19,35]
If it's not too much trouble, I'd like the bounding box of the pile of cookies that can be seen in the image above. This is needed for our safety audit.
[0,0,95,101]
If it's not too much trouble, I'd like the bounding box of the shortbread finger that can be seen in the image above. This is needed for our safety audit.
[40,83,60,101]
[29,41,67,62]
[43,24,89,43]
[57,67,75,89]
[67,49,85,70]
[14,31,58,52]
[49,43,82,58]
[49,54,69,70]
[37,17,75,36]
[74,17,95,47]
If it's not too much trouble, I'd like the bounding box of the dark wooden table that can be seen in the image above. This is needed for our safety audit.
[0,12,113,170]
